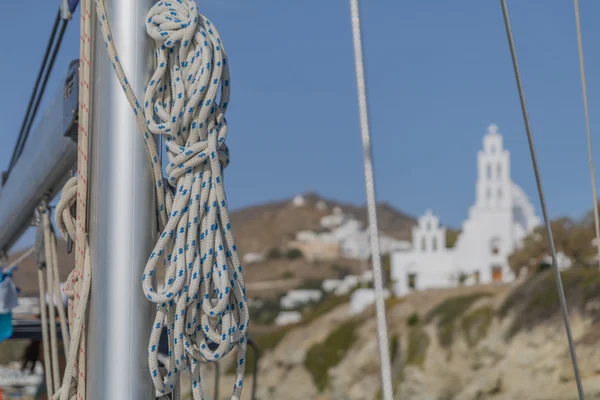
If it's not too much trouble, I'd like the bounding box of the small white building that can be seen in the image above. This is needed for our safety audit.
[316,200,328,211]
[322,279,343,293]
[542,251,572,270]
[340,229,411,259]
[280,289,323,310]
[321,206,345,229]
[292,194,306,207]
[391,124,540,296]
[275,311,302,326]
[287,240,340,262]
[242,252,264,265]
[296,230,318,242]
[294,203,410,261]
[350,288,390,315]
[322,272,374,296]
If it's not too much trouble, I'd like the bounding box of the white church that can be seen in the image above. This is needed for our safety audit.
[391,124,541,296]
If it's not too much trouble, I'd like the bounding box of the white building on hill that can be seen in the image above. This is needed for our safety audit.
[293,206,410,261]
[391,124,540,296]
[280,289,323,309]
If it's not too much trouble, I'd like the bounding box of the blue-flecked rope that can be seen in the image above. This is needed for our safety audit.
[94,0,249,398]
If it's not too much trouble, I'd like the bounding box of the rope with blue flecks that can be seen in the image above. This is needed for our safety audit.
[96,0,248,398]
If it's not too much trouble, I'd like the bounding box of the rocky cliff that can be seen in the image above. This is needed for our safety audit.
[188,268,600,400]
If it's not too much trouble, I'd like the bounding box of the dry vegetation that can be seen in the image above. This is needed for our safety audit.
[500,267,600,337]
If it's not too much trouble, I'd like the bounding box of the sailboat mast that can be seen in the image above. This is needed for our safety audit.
[87,0,156,398]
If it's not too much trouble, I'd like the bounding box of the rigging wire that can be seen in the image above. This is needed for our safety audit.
[7,10,61,172]
[348,1,394,399]
[3,247,35,275]
[499,1,585,399]
[5,9,70,182]
[573,0,600,266]
[20,21,69,162]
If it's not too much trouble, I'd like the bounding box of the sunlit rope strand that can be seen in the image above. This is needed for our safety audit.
[348,1,394,399]
[37,262,53,396]
[499,1,585,399]
[95,0,248,398]
[73,3,93,397]
[41,209,72,355]
[34,207,70,395]
[3,247,35,274]
[573,0,600,266]
[47,212,70,356]
[42,211,61,392]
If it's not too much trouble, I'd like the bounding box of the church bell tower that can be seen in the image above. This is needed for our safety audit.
[476,124,511,210]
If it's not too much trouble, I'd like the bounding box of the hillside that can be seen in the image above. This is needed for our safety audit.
[230,192,416,254]
[185,268,600,400]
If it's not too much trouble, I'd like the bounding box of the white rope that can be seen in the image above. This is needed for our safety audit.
[37,264,53,396]
[8,236,66,396]
[40,209,71,355]
[31,205,74,400]
[49,223,70,356]
[42,211,61,392]
[15,219,68,397]
[70,0,248,398]
[348,1,394,399]
[3,247,35,275]
[573,0,600,265]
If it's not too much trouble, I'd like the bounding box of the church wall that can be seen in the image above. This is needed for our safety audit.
[454,208,515,285]
[391,249,455,296]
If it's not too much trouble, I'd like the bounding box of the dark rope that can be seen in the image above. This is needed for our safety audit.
[499,1,584,398]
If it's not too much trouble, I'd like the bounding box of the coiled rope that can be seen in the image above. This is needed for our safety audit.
[140,1,248,397]
[54,0,248,398]
[140,2,248,395]
[573,0,600,266]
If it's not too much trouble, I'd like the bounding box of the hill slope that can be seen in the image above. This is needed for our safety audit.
[203,269,600,400]
[230,192,416,254]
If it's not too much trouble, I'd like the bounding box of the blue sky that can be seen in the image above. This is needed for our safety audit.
[1,0,600,231]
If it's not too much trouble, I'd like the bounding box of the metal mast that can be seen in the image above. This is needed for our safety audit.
[87,0,156,398]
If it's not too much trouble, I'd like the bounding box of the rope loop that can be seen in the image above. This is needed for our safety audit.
[55,177,80,301]
[145,0,198,48]
[55,176,78,242]
[164,140,229,184]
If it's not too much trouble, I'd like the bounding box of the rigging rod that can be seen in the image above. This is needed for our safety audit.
[499,1,585,399]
